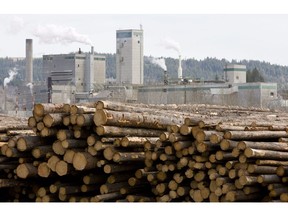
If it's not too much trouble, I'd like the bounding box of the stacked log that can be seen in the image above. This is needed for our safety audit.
[1,101,288,202]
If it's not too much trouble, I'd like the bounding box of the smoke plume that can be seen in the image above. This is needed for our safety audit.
[4,69,17,87]
[150,57,167,71]
[161,38,181,55]
[33,24,92,45]
[7,16,24,34]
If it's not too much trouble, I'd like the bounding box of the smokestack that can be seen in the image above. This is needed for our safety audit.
[26,39,33,84]
[91,46,94,54]
[177,55,182,80]
[164,70,168,85]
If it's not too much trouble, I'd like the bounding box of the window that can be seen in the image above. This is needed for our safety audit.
[78,64,80,67]
[270,92,275,97]
[236,76,239,79]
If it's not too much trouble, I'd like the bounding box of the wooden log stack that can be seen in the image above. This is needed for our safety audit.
[1,101,288,202]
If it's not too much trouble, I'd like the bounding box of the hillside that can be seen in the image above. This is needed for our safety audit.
[1,54,288,90]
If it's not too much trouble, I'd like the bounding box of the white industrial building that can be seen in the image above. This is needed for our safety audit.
[224,64,247,83]
[116,29,144,85]
[43,47,106,103]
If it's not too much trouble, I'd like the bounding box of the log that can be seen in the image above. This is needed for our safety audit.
[37,162,51,178]
[70,114,78,125]
[40,127,58,137]
[81,184,100,193]
[100,182,130,194]
[52,140,66,155]
[59,185,81,195]
[126,195,155,202]
[70,105,96,115]
[16,163,38,179]
[87,134,99,146]
[103,164,141,174]
[76,114,94,127]
[220,139,238,151]
[57,130,74,141]
[32,146,53,159]
[239,175,258,186]
[90,192,124,202]
[247,165,277,174]
[256,160,288,166]
[121,137,158,148]
[245,148,288,160]
[72,152,98,171]
[47,155,61,172]
[210,133,224,144]
[173,141,192,151]
[107,172,131,184]
[225,190,261,202]
[270,187,288,197]
[55,160,74,176]
[62,116,70,126]
[112,152,145,163]
[82,173,107,185]
[215,124,246,132]
[61,139,87,149]
[257,174,282,184]
[16,135,46,152]
[36,122,45,131]
[7,130,35,136]
[43,113,66,127]
[34,103,65,117]
[28,116,37,128]
[237,141,288,151]
[224,131,288,140]
[179,125,193,136]
[276,165,288,177]
[94,109,184,130]
[168,133,190,143]
[96,126,163,137]
[195,130,221,142]
[63,149,83,164]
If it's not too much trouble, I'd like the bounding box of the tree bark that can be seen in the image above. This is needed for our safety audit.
[224,131,288,140]
[94,109,184,130]
[96,126,163,137]
[245,148,288,160]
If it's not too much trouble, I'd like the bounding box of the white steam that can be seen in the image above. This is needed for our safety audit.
[4,69,17,87]
[33,24,92,45]
[161,38,181,55]
[7,16,24,34]
[150,57,167,71]
[26,82,33,95]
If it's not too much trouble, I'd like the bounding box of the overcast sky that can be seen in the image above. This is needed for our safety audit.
[2,1,288,66]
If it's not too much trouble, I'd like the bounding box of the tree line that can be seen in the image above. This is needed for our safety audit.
[0,54,287,89]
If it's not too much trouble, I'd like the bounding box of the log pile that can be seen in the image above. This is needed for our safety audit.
[1,101,288,202]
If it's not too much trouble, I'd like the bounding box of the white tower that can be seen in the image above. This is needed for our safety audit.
[116,29,144,85]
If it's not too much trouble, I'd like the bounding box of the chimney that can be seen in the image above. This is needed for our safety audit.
[25,39,33,84]
[177,55,182,80]
[91,46,94,54]
[78,48,82,54]
[164,70,168,85]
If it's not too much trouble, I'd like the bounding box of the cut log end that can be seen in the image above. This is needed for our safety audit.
[94,110,108,126]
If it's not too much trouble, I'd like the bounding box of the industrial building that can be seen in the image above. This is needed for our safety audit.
[116,29,144,85]
[43,47,106,103]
